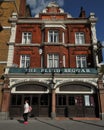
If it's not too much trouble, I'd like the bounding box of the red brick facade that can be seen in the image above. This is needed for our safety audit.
[1,1,104,120]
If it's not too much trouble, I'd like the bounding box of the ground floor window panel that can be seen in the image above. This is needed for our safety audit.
[9,94,51,118]
[9,93,99,118]
[56,94,99,117]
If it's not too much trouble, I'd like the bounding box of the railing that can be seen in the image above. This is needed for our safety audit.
[9,67,98,74]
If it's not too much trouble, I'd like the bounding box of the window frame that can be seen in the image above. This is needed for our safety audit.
[56,95,66,106]
[76,55,87,68]
[84,95,95,107]
[63,55,66,67]
[20,55,30,68]
[47,54,59,68]
[22,32,32,44]
[11,94,22,106]
[75,32,85,44]
[48,30,59,43]
[62,32,65,43]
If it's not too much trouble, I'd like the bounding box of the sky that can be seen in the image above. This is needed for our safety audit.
[26,0,104,61]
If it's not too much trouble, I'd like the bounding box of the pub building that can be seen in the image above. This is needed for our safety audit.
[1,1,104,120]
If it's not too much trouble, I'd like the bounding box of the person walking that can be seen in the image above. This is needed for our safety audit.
[23,100,30,124]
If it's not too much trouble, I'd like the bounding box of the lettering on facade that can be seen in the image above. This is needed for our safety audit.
[9,68,97,74]
[28,68,96,74]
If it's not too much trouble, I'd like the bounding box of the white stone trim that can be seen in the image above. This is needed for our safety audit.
[6,17,17,70]
[6,44,14,68]
[0,61,7,64]
[55,88,94,94]
[91,23,97,43]
[11,87,49,94]
[17,19,88,24]
[9,77,98,94]
[42,24,66,30]
[3,26,11,29]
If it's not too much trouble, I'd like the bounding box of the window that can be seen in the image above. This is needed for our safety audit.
[57,95,66,106]
[76,55,87,68]
[62,32,65,43]
[48,30,59,43]
[32,96,38,105]
[11,95,22,105]
[68,96,75,105]
[40,95,48,106]
[63,55,66,67]
[84,95,90,106]
[47,54,59,68]
[75,96,83,106]
[20,55,30,68]
[22,32,32,44]
[84,95,95,107]
[75,32,85,44]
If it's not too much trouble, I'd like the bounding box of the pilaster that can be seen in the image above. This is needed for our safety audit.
[51,89,56,119]
[97,78,104,120]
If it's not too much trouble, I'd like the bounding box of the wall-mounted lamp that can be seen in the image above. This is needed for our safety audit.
[50,70,55,89]
[39,47,43,55]
[50,80,55,89]
[25,64,30,74]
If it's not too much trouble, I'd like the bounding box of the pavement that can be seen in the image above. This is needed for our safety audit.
[0,117,104,130]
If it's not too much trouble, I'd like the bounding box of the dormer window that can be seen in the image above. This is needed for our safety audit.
[48,30,59,43]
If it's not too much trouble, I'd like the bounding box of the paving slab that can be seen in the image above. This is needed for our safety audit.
[0,118,104,130]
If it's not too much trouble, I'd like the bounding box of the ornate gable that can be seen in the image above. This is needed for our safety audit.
[35,1,72,19]
[42,1,64,14]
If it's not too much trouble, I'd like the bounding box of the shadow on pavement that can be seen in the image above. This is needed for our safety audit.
[17,119,24,124]
[36,118,66,130]
[70,118,104,128]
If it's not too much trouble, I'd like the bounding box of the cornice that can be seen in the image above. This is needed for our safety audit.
[14,43,91,48]
[17,18,90,24]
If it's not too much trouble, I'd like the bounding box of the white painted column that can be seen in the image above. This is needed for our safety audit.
[6,13,17,73]
[90,13,99,67]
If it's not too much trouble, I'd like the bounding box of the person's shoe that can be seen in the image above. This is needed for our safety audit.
[24,121,28,125]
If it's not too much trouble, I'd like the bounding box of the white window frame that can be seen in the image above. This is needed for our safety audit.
[63,55,66,67]
[22,32,32,44]
[20,55,30,68]
[76,55,87,68]
[48,30,59,43]
[84,95,90,106]
[62,32,65,43]
[75,32,85,44]
[47,54,59,68]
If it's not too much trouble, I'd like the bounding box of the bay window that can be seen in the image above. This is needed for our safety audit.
[48,30,59,43]
[47,54,59,68]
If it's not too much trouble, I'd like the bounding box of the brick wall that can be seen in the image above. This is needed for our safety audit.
[0,1,18,110]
